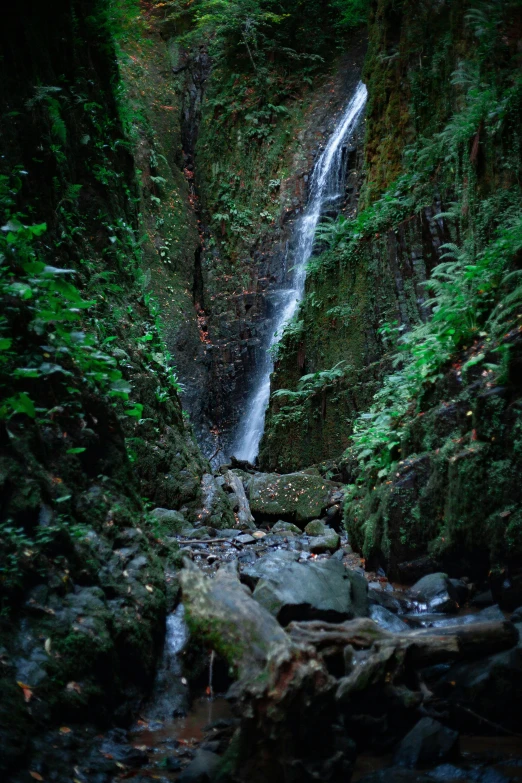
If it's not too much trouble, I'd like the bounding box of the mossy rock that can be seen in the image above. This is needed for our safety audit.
[249,472,336,525]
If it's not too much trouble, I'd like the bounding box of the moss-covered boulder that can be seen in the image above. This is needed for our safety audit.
[249,472,337,526]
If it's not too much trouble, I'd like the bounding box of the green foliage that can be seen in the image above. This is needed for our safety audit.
[272,361,351,425]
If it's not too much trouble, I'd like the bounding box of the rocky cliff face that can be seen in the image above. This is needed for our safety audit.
[0,1,217,772]
[260,0,522,579]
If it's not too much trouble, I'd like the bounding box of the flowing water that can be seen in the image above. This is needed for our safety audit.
[231,81,368,463]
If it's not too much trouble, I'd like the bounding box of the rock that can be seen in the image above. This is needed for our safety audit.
[249,472,337,525]
[397,556,441,583]
[394,717,459,769]
[406,573,459,613]
[100,733,149,767]
[470,589,494,608]
[309,530,340,554]
[192,473,235,529]
[181,526,217,540]
[151,508,186,533]
[403,605,505,629]
[253,559,368,625]
[237,549,257,565]
[449,578,469,606]
[216,529,239,539]
[235,533,255,545]
[272,520,302,535]
[304,519,327,536]
[511,606,522,623]
[369,604,410,632]
[428,641,522,731]
[240,550,300,589]
[180,559,291,683]
[222,469,255,529]
[178,749,221,782]
[358,769,435,783]
[324,504,342,529]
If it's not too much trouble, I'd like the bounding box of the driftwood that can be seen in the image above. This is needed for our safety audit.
[179,562,520,783]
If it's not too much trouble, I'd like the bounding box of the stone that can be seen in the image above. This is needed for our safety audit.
[180,560,291,684]
[216,529,239,539]
[511,606,522,623]
[304,519,327,536]
[309,530,340,554]
[253,558,368,625]
[235,533,255,545]
[240,549,300,589]
[178,749,221,782]
[237,549,257,565]
[471,589,494,608]
[369,604,410,633]
[403,604,505,629]
[181,527,216,540]
[369,588,414,614]
[249,472,337,525]
[394,718,459,769]
[406,573,459,613]
[151,508,186,533]
[428,642,522,731]
[191,473,235,529]
[358,769,435,783]
[397,556,441,583]
[272,520,302,535]
[222,469,255,529]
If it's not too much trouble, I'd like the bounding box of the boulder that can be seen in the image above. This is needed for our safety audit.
[428,641,522,731]
[191,473,236,529]
[272,520,302,535]
[406,573,459,613]
[249,472,336,525]
[253,559,368,625]
[240,550,300,590]
[309,530,340,554]
[369,604,410,633]
[394,718,459,769]
[150,508,186,533]
[305,519,327,536]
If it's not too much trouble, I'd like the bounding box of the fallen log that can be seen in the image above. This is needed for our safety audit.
[178,562,520,783]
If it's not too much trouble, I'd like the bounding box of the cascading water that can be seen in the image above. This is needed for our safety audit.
[231,81,368,463]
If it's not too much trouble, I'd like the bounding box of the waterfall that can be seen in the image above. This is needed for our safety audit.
[231,81,368,463]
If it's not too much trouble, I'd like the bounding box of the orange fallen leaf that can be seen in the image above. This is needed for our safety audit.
[66,681,82,694]
[59,726,72,734]
[17,680,33,702]
[29,773,44,781]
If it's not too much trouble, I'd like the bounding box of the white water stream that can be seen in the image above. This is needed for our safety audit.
[231,81,368,463]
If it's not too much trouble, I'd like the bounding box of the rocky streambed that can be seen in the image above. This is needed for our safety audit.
[8,466,522,783]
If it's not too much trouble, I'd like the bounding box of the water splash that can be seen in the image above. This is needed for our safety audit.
[231,82,368,462]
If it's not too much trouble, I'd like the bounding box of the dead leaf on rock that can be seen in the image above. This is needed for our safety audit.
[17,680,33,702]
[145,585,154,592]
[59,726,72,734]
[29,772,44,781]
